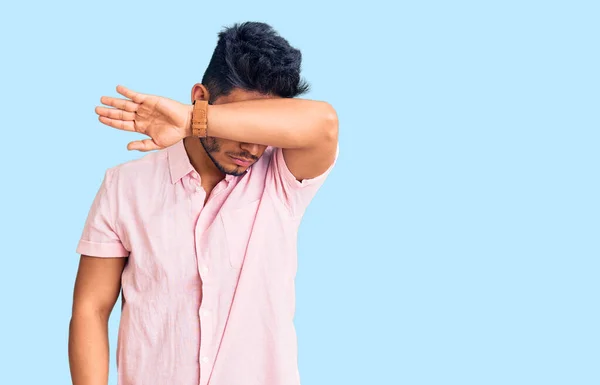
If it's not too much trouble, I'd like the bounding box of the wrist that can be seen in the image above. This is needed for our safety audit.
[184,104,193,137]
[191,100,209,138]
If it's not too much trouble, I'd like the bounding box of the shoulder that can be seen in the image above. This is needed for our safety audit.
[103,150,169,189]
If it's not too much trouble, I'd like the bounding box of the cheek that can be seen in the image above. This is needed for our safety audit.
[217,139,239,151]
[257,146,268,157]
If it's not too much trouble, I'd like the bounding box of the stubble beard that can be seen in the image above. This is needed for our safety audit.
[199,137,246,177]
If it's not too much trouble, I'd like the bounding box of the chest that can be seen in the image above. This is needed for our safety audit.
[117,174,266,272]
[202,181,219,205]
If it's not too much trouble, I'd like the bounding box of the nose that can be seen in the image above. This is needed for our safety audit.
[239,142,260,156]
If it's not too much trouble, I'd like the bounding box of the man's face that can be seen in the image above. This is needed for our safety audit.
[199,88,271,176]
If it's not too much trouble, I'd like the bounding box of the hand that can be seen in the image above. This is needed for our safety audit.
[95,85,192,151]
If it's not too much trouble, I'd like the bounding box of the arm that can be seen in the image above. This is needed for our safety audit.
[202,98,339,180]
[96,86,339,181]
[69,255,126,385]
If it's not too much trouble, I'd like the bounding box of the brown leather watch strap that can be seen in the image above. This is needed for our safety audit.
[191,100,209,137]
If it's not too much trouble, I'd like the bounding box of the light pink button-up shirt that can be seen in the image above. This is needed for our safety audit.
[76,139,336,385]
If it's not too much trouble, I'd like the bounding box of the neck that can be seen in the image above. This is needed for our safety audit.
[183,137,225,183]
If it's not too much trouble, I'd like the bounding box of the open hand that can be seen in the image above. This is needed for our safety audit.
[95,85,192,151]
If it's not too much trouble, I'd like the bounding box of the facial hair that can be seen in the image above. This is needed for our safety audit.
[200,137,247,177]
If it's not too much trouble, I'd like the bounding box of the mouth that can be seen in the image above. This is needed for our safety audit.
[229,155,254,167]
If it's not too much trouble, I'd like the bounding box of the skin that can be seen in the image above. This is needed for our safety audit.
[70,84,338,384]
[69,256,126,385]
[95,83,339,183]
[183,86,273,194]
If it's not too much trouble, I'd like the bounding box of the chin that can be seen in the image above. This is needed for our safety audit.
[227,170,246,177]
[224,165,247,176]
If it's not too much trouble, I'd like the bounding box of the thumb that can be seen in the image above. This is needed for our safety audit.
[127,139,161,152]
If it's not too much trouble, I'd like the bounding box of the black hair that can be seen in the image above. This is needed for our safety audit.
[201,22,310,103]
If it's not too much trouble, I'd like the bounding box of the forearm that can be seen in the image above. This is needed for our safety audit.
[189,98,338,148]
[68,312,110,385]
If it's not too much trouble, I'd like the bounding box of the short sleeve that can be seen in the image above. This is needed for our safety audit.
[76,169,129,257]
[266,145,339,217]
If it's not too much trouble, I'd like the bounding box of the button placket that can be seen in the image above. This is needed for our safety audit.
[191,172,203,194]
[200,265,209,276]
[189,170,212,381]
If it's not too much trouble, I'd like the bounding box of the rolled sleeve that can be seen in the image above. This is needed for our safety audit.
[76,169,129,258]
[76,239,129,257]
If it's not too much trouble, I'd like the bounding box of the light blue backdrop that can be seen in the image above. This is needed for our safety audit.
[0,1,598,384]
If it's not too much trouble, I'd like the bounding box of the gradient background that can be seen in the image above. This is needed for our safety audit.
[1,1,598,384]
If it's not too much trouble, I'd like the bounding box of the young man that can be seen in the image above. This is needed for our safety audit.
[69,22,338,385]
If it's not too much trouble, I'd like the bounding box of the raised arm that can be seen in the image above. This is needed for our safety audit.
[69,255,126,385]
[96,85,338,181]
[204,97,338,180]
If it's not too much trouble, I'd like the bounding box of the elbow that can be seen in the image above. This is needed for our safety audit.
[294,102,338,148]
[71,303,112,323]
[320,103,339,144]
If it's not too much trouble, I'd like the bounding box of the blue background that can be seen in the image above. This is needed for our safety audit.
[1,1,598,384]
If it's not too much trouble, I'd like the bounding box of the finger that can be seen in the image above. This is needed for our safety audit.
[116,85,147,104]
[95,106,137,121]
[98,116,136,132]
[127,139,161,152]
[99,96,139,112]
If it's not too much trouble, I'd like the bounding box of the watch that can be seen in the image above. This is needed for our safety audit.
[192,99,209,138]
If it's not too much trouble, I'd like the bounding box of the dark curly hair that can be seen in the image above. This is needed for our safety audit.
[201,22,310,103]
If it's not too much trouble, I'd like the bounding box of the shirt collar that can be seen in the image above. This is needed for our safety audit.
[167,140,195,184]
[167,139,250,184]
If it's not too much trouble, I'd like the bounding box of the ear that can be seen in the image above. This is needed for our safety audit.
[190,83,210,103]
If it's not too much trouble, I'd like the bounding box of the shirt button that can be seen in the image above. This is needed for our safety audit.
[196,186,203,193]
[201,309,211,317]
[201,266,209,275]
[201,356,210,364]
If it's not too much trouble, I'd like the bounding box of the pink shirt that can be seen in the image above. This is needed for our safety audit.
[76,139,336,385]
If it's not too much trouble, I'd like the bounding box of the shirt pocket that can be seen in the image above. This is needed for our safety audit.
[221,200,261,269]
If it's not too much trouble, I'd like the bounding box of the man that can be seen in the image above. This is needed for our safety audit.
[69,22,339,385]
